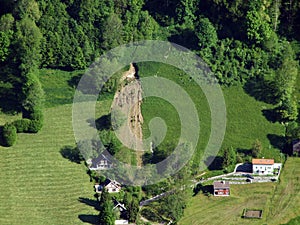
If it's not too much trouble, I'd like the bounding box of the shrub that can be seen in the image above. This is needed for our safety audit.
[2,123,17,147]
[13,119,31,133]
[25,108,44,133]
[28,120,43,133]
[29,108,43,121]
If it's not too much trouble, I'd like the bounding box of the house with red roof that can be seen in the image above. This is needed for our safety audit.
[252,158,274,175]
[213,181,230,196]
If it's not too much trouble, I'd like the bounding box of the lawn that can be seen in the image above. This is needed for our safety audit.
[0,65,139,224]
[138,62,285,169]
[39,69,84,108]
[179,157,300,225]
[0,101,112,225]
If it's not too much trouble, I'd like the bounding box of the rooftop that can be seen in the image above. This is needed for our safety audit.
[252,158,274,165]
[213,181,230,189]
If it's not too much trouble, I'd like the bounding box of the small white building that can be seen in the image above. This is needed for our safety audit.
[252,158,274,175]
[94,179,122,193]
[113,199,128,224]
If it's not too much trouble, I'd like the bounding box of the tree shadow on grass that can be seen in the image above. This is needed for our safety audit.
[78,197,100,211]
[244,77,278,104]
[262,109,279,123]
[193,183,213,196]
[78,215,99,225]
[78,197,100,224]
[237,148,252,156]
[0,125,5,147]
[60,146,82,164]
[267,134,288,153]
[204,156,223,170]
[68,73,83,88]
[87,114,112,131]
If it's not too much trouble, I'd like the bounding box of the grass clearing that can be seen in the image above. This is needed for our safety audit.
[179,157,300,225]
[0,101,112,225]
[39,69,83,108]
[138,62,285,167]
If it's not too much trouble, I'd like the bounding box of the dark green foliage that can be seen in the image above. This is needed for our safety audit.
[101,13,124,50]
[275,98,298,123]
[99,189,115,225]
[176,0,197,27]
[127,198,139,222]
[12,119,31,133]
[273,43,299,123]
[14,16,42,74]
[60,145,83,164]
[141,208,164,223]
[246,2,272,45]
[195,17,218,49]
[28,108,43,121]
[2,123,17,147]
[14,0,41,22]
[251,139,262,158]
[28,119,43,133]
[0,13,15,32]
[22,74,44,118]
[286,122,300,143]
[99,130,122,155]
[159,191,187,222]
[0,31,10,62]
[222,147,236,169]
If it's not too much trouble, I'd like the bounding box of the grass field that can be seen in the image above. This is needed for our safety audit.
[0,67,137,225]
[138,62,285,167]
[0,63,291,224]
[179,157,300,225]
[39,69,84,108]
[0,101,112,225]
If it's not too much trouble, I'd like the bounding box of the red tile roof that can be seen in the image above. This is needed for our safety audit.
[252,158,274,165]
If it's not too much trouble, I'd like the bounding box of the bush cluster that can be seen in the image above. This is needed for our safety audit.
[2,123,17,147]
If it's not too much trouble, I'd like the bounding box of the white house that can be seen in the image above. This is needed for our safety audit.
[113,199,128,224]
[94,179,122,193]
[252,158,274,175]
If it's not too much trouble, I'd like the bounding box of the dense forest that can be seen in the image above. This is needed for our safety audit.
[1,0,299,107]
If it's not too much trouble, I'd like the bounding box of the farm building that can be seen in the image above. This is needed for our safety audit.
[252,158,274,175]
[213,181,230,196]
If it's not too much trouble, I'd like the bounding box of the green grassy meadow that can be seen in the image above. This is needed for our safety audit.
[139,62,285,167]
[179,157,300,225]
[0,101,112,225]
[0,63,292,224]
